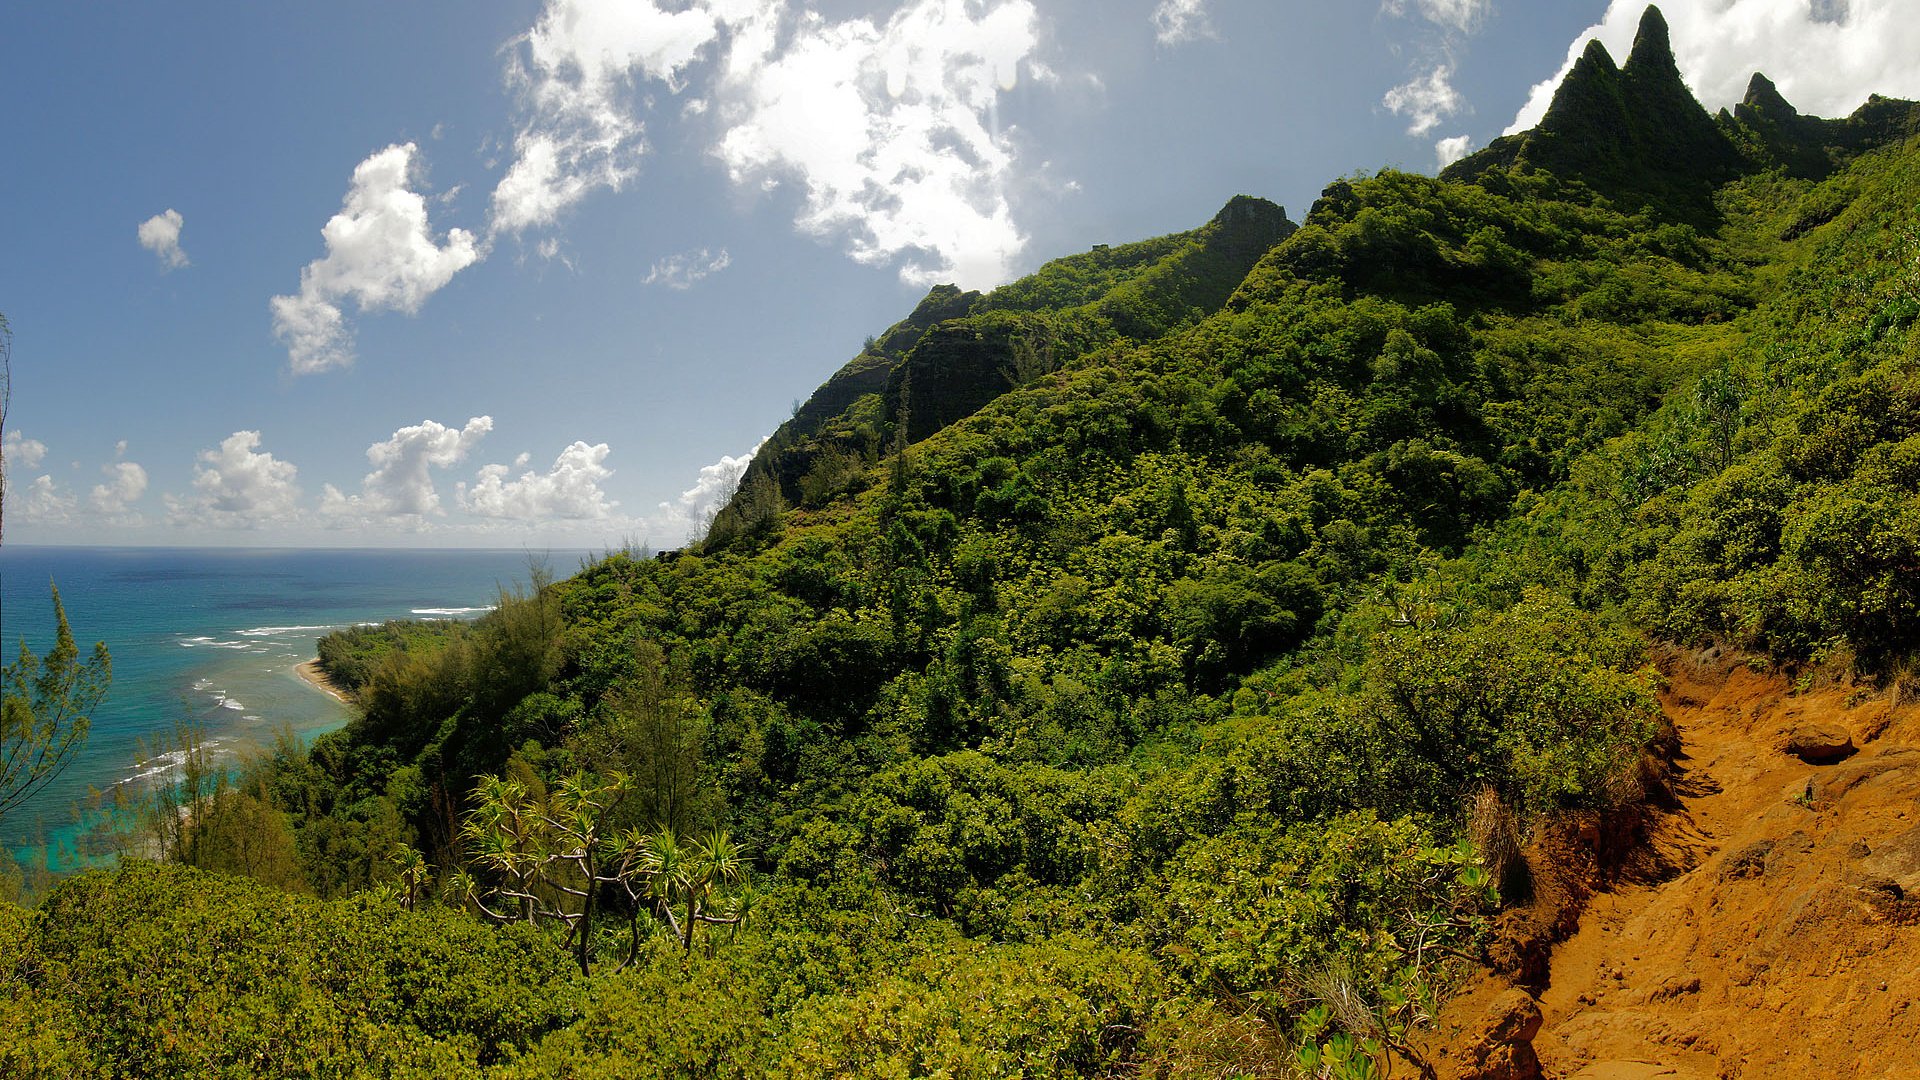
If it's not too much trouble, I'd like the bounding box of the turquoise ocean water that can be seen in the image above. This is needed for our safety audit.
[0,546,583,861]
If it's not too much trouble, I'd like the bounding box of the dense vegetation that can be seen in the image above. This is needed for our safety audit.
[8,9,1920,1075]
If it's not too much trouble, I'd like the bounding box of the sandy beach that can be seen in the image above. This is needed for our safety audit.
[294,659,353,704]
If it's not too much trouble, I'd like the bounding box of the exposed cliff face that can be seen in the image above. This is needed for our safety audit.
[788,284,981,438]
[716,195,1295,528]
[882,195,1296,445]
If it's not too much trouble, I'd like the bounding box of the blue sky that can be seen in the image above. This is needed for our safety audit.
[3,0,1912,548]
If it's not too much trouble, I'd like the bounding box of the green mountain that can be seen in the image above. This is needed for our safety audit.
[8,6,1920,1076]
[1445,5,1920,224]
[718,194,1295,533]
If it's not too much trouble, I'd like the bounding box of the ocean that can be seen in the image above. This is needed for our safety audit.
[0,545,587,861]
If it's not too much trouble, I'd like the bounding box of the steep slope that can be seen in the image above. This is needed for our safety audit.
[717,195,1294,527]
[1725,73,1920,184]
[1434,653,1920,1078]
[1445,8,1742,225]
[1445,4,1920,228]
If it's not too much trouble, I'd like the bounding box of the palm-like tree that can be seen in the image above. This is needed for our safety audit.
[459,771,753,970]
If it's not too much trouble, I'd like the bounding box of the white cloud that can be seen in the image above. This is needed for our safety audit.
[655,437,764,540]
[489,0,723,235]
[137,209,189,270]
[1435,133,1474,167]
[169,431,303,528]
[1508,0,1920,135]
[90,461,149,514]
[460,440,617,520]
[491,0,1045,289]
[16,475,76,525]
[4,430,48,472]
[1384,65,1464,136]
[714,0,1040,289]
[644,247,731,289]
[1383,0,1489,35]
[1152,0,1215,45]
[270,143,481,374]
[321,416,493,520]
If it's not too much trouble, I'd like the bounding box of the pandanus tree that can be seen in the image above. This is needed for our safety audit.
[455,770,754,975]
[634,826,757,954]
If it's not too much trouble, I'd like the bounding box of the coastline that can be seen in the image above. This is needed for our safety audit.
[294,659,353,705]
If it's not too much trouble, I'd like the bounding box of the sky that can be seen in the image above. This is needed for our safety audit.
[3,0,1915,550]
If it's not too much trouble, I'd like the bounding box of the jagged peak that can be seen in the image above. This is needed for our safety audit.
[1740,72,1797,121]
[1623,5,1679,80]
[1538,38,1623,135]
[1576,36,1620,76]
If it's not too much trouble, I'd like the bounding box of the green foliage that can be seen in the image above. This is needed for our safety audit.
[489,953,767,1079]
[3,862,576,1077]
[1359,592,1659,821]
[18,64,1920,1078]
[315,619,468,695]
[1,585,110,827]
[459,770,755,973]
[774,936,1162,1078]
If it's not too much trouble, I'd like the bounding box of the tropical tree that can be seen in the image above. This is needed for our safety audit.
[1,586,111,828]
[634,826,754,954]
[457,771,755,973]
[1,313,112,833]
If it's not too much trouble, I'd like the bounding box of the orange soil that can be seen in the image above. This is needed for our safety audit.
[1435,646,1920,1079]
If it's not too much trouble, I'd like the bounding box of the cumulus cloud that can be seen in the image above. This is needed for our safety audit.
[714,0,1039,289]
[321,416,493,520]
[490,0,722,234]
[1508,0,1920,135]
[3,430,48,473]
[16,475,76,525]
[137,209,189,270]
[168,431,303,528]
[1152,0,1215,45]
[460,440,617,520]
[1380,0,1484,159]
[491,0,1044,289]
[90,461,149,514]
[644,247,731,289]
[1382,0,1490,35]
[655,437,764,540]
[1384,65,1465,136]
[270,143,480,374]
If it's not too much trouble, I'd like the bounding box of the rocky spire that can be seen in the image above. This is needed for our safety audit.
[1538,38,1624,140]
[1737,72,1798,124]
[1622,5,1680,82]
[1445,6,1738,226]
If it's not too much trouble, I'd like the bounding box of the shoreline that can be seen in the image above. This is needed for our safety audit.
[294,659,353,705]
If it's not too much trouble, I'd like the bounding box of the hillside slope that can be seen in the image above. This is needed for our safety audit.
[10,5,1920,1077]
[1434,653,1920,1078]
[718,194,1295,528]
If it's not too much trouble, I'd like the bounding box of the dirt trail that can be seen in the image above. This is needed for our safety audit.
[1436,647,1920,1079]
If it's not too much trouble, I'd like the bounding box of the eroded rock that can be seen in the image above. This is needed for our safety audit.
[1451,989,1544,1080]
[1782,722,1855,764]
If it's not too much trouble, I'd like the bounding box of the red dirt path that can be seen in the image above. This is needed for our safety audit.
[1434,647,1920,1079]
